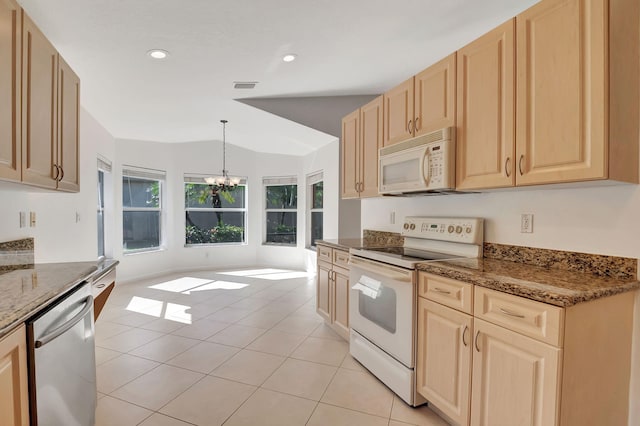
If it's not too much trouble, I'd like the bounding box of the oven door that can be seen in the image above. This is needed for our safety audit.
[349,256,416,368]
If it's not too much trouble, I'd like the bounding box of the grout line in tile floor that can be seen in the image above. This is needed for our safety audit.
[94,269,448,426]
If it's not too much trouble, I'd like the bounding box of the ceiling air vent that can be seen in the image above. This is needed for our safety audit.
[233,81,258,89]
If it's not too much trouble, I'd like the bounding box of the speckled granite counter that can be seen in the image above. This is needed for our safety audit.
[0,262,103,338]
[417,257,640,307]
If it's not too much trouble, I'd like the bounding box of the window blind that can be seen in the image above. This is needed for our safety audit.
[184,173,247,185]
[97,156,112,173]
[122,165,166,181]
[306,170,323,185]
[263,176,297,186]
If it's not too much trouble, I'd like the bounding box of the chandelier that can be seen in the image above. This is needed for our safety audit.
[204,119,241,191]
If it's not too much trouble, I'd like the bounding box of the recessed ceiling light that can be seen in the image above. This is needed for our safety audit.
[147,49,169,59]
[282,54,297,62]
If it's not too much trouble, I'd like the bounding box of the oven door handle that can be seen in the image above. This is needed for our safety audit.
[349,257,413,282]
[35,295,94,348]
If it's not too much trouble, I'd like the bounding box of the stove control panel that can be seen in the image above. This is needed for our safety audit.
[402,217,483,244]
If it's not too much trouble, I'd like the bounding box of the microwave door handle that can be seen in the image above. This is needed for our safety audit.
[420,149,431,186]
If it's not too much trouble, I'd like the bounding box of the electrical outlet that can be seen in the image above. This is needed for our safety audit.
[19,212,26,228]
[521,214,533,233]
[29,211,36,228]
[76,212,81,223]
[390,211,396,225]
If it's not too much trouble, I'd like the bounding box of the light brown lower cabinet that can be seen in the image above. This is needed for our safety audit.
[417,273,636,426]
[0,324,29,426]
[316,244,350,340]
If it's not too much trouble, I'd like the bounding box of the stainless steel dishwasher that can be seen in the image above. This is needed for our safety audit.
[27,282,96,426]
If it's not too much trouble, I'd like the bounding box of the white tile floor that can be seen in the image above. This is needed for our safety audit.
[94,268,450,426]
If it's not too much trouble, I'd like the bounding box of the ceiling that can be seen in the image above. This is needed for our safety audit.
[18,0,538,155]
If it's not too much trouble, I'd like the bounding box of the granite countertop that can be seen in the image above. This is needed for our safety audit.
[417,257,640,307]
[316,239,372,250]
[0,260,118,338]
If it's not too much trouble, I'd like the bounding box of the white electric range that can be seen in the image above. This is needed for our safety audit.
[348,217,483,406]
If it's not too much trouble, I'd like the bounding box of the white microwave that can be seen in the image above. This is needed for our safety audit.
[379,127,455,195]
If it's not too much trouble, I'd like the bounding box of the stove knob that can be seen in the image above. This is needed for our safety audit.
[466,227,472,233]
[455,226,463,234]
[447,225,454,233]
[403,223,409,230]
[410,223,416,230]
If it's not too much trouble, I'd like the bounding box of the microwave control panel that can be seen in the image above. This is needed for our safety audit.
[423,141,454,189]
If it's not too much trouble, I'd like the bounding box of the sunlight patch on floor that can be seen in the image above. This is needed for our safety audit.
[125,296,192,324]
[219,268,311,280]
[184,280,249,293]
[148,277,213,293]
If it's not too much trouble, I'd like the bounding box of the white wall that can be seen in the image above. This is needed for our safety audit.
[0,108,115,262]
[361,183,640,425]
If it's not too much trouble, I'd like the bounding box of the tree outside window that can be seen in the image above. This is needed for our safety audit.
[264,181,297,245]
[184,180,247,245]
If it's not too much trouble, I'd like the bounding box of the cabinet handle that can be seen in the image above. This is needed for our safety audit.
[505,157,511,177]
[474,331,481,352]
[462,325,469,347]
[499,307,526,319]
[355,183,359,193]
[432,287,451,295]
[518,155,524,175]
[407,119,413,134]
[58,166,64,181]
[414,117,420,132]
[53,165,60,180]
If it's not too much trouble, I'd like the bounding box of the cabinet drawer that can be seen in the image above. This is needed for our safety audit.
[419,273,473,314]
[474,286,564,347]
[333,249,350,269]
[317,245,332,263]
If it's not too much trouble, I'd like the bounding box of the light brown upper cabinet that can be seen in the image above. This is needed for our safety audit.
[0,0,21,182]
[515,0,638,186]
[383,53,456,147]
[341,96,382,199]
[457,0,638,190]
[21,11,80,192]
[57,57,80,192]
[456,20,516,190]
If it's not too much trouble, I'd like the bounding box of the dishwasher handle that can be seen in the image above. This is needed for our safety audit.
[35,295,94,348]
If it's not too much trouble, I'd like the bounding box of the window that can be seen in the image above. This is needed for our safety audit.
[184,175,247,245]
[307,171,323,247]
[122,166,165,253]
[264,177,297,245]
[97,157,112,259]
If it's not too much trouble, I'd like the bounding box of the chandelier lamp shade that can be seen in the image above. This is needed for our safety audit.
[204,119,241,191]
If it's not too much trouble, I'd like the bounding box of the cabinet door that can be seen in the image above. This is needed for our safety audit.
[471,318,561,426]
[57,57,80,192]
[0,325,29,426]
[332,266,349,340]
[415,53,456,136]
[456,20,515,190]
[417,298,472,426]
[0,0,21,182]
[383,77,414,146]
[515,0,606,185]
[22,12,58,189]
[359,96,382,198]
[316,261,331,322]
[341,109,360,199]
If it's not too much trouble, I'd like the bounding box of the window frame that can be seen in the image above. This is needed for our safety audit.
[306,171,323,249]
[97,156,112,260]
[263,176,298,246]
[122,166,165,254]
[183,175,249,246]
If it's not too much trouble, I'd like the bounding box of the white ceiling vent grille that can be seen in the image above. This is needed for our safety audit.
[233,81,258,89]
